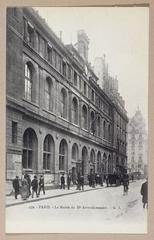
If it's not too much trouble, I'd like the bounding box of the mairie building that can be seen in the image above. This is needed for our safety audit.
[6,7,128,190]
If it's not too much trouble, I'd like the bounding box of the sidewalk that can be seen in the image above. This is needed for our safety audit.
[6,185,103,208]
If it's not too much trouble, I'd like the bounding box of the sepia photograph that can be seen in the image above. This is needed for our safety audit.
[5,6,148,234]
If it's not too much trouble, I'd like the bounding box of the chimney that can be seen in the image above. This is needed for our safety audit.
[77,30,89,61]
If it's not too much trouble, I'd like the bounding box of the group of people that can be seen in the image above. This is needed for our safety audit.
[60,173,84,191]
[12,172,148,209]
[12,174,45,200]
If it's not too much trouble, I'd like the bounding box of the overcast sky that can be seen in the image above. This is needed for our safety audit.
[34,7,149,123]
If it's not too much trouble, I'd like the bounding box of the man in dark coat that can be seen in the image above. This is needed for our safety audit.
[80,175,84,191]
[60,174,65,189]
[31,176,38,198]
[12,176,20,199]
[76,172,81,190]
[67,173,71,190]
[141,178,148,208]
[38,175,45,195]
[123,173,129,195]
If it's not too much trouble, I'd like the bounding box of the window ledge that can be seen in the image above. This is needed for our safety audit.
[81,128,89,132]
[22,98,39,108]
[43,108,56,116]
[58,116,69,123]
[70,122,79,128]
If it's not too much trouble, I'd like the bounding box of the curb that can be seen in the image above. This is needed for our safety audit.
[6,187,103,208]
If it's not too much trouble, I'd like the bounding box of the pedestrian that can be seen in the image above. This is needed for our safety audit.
[106,175,109,187]
[123,173,129,195]
[87,174,92,187]
[67,173,71,190]
[12,176,20,199]
[60,173,65,189]
[38,175,45,195]
[99,174,103,186]
[31,175,38,198]
[80,175,84,191]
[21,175,29,200]
[140,178,148,208]
[91,173,95,188]
[131,174,134,182]
[26,174,31,196]
[76,172,81,190]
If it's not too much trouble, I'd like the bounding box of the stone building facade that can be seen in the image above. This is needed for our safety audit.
[6,7,128,189]
[127,109,148,177]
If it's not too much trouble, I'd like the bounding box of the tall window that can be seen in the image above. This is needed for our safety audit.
[22,129,37,170]
[56,54,61,72]
[27,23,34,47]
[39,35,45,57]
[90,111,95,134]
[47,46,52,64]
[60,88,67,118]
[97,152,101,173]
[72,143,79,162]
[59,140,67,170]
[79,77,82,90]
[12,121,17,144]
[74,71,78,87]
[103,121,106,139]
[68,65,72,80]
[24,63,32,101]
[108,124,111,141]
[45,77,53,111]
[97,116,101,137]
[52,49,56,68]
[90,150,95,163]
[84,81,87,95]
[108,155,112,174]
[62,61,66,77]
[82,105,88,130]
[43,135,52,170]
[72,97,78,125]
[91,89,95,102]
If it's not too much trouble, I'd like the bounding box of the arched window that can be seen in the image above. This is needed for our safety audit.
[97,116,101,137]
[24,63,32,101]
[60,88,67,118]
[82,146,88,175]
[90,150,95,164]
[103,153,107,174]
[108,124,111,141]
[45,77,53,111]
[97,151,101,173]
[43,135,53,170]
[90,111,95,134]
[72,143,79,162]
[108,155,112,174]
[72,97,78,125]
[90,149,95,174]
[59,139,68,171]
[82,105,88,130]
[22,128,37,170]
[103,120,106,139]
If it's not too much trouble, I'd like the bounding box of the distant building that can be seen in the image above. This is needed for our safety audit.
[6,7,128,192]
[127,108,148,177]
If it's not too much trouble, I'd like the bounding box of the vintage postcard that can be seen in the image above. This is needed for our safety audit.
[4,4,149,235]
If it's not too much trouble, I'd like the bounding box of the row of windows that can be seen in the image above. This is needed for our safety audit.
[24,62,112,141]
[22,129,112,172]
[24,19,112,116]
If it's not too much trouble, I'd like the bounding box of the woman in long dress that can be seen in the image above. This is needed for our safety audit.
[21,176,29,200]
